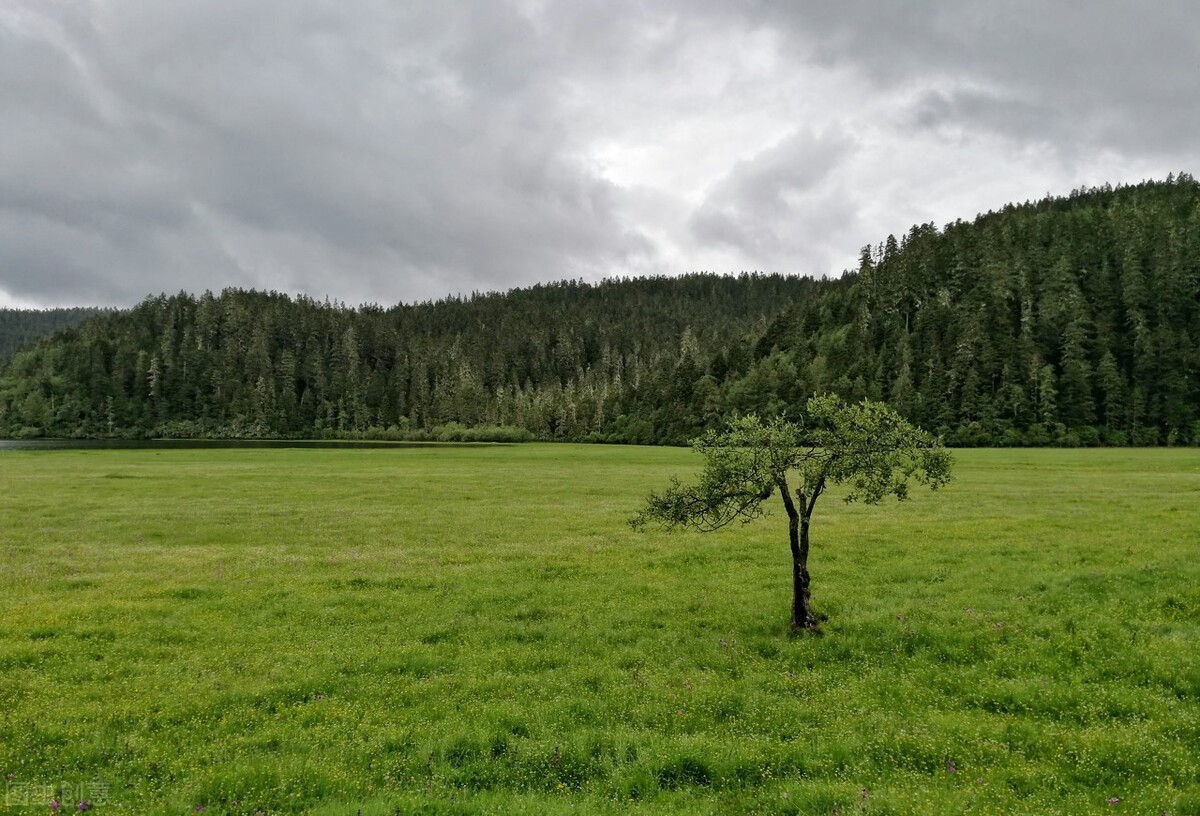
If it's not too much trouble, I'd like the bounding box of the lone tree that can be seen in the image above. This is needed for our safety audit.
[631,394,952,633]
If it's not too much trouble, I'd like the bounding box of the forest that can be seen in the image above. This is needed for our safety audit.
[0,307,109,366]
[1,175,1197,446]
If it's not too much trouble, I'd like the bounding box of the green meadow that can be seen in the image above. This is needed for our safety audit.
[1,445,1198,815]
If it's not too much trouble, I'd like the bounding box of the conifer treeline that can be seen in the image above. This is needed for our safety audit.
[1,176,1197,445]
[761,174,1200,446]
[0,274,824,442]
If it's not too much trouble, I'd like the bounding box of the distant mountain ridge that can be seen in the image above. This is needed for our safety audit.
[2,175,1197,445]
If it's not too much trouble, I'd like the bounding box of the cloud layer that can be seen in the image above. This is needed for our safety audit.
[2,1,1196,307]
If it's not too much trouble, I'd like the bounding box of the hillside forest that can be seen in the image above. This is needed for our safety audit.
[1,176,1198,446]
[0,307,109,367]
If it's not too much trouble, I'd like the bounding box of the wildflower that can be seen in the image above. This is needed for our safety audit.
[77,802,92,812]
[1107,797,1121,805]
[946,758,957,774]
[49,801,60,813]
[195,807,206,813]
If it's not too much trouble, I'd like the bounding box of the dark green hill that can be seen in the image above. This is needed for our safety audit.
[2,176,1197,445]
[0,274,827,441]
[743,174,1200,445]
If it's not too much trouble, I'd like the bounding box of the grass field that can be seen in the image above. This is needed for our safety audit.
[1,444,1198,815]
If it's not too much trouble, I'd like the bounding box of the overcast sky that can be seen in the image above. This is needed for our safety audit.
[2,2,1197,308]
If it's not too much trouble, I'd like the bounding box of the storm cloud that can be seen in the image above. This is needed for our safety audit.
[2,1,1196,307]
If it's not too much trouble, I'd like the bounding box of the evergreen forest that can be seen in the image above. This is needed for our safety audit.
[1,176,1198,446]
[0,307,109,366]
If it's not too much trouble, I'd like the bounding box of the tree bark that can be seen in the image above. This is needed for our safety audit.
[777,478,818,633]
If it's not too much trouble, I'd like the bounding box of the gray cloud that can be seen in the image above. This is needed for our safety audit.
[755,2,1200,155]
[690,128,858,271]
[1,1,1197,307]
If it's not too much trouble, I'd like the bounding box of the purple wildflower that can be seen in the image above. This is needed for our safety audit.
[946,758,957,774]
[77,802,92,812]
[1107,797,1121,805]
[49,801,60,813]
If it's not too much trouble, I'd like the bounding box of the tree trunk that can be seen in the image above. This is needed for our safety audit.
[795,513,815,631]
[777,478,818,633]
